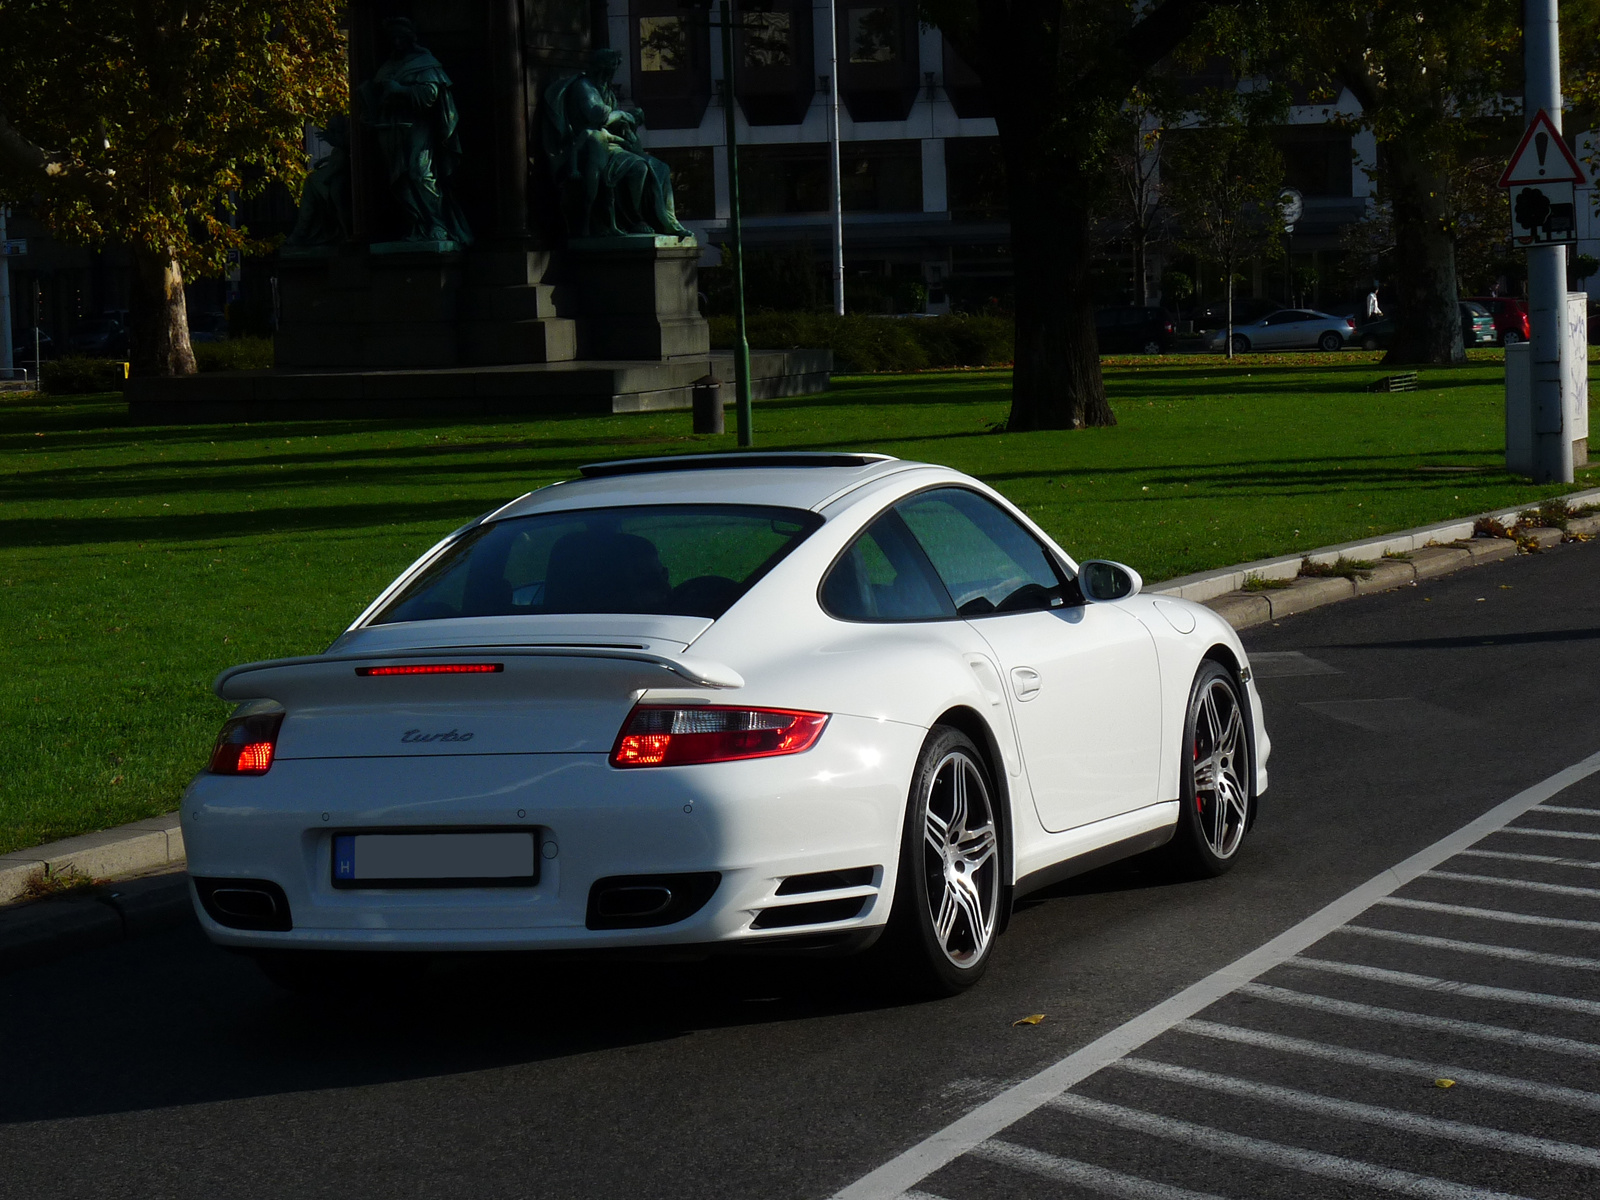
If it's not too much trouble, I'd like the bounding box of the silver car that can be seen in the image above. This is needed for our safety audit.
[1206,309,1356,353]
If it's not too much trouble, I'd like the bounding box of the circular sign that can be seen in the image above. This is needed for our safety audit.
[1279,188,1304,225]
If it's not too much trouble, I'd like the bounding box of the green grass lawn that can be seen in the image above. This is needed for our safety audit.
[3,350,1596,854]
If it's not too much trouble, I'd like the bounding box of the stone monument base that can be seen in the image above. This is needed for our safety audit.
[124,349,831,424]
[566,237,709,360]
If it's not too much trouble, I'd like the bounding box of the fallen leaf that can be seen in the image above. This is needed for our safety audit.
[1434,1078,1456,1089]
[1013,1013,1046,1027]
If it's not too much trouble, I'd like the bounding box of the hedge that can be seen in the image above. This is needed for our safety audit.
[708,312,1013,373]
[41,356,127,395]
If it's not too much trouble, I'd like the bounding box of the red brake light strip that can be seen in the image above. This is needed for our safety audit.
[356,663,503,676]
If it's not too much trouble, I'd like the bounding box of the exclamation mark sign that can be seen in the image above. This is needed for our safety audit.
[1535,132,1549,175]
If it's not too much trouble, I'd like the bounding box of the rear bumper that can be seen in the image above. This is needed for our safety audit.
[180,713,923,952]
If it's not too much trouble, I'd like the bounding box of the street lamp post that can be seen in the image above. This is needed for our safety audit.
[826,0,843,315]
[715,0,754,446]
[1525,0,1573,484]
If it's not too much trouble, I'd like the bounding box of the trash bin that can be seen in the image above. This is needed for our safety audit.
[692,375,724,435]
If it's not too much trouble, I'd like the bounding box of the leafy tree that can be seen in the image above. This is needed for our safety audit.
[0,1,345,376]
[1162,91,1286,359]
[923,0,1259,430]
[1106,91,1169,307]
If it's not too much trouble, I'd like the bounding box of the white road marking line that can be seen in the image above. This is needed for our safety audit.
[1532,805,1600,816]
[1337,923,1600,972]
[971,1139,1227,1200]
[1375,895,1600,931]
[1046,1092,1533,1200]
[1457,848,1600,871]
[1176,1019,1600,1113]
[1239,982,1600,1060]
[1111,1056,1600,1168]
[1287,955,1600,1016]
[1496,826,1600,842]
[1424,869,1600,899]
[830,748,1600,1200]
[901,1193,949,1200]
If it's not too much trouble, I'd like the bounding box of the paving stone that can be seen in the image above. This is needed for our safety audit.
[1352,560,1416,596]
[1266,576,1355,618]
[1204,592,1272,630]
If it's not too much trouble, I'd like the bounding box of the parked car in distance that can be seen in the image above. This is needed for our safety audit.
[188,311,230,344]
[1096,307,1176,354]
[1187,297,1276,331]
[1466,297,1530,345]
[10,327,54,370]
[65,314,129,358]
[1355,302,1497,351]
[1205,309,1356,353]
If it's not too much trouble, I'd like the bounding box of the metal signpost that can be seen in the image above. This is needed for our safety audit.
[826,0,844,316]
[1512,0,1580,484]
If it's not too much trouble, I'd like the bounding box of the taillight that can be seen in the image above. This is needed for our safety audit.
[209,712,285,775]
[611,706,828,768]
[1346,318,1356,329]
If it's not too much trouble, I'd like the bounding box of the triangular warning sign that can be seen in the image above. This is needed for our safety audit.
[1499,109,1586,186]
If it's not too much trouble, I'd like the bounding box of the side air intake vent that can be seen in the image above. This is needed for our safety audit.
[775,866,875,896]
[751,896,866,930]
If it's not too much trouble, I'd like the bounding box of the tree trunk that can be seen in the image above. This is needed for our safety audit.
[129,246,197,377]
[1379,134,1464,366]
[1003,145,1116,431]
[1134,235,1149,306]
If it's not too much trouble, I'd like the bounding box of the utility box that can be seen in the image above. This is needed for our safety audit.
[1506,292,1589,475]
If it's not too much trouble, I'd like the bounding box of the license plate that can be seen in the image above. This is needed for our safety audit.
[331,831,538,888]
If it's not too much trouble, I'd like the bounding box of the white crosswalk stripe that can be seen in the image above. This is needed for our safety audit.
[1457,847,1600,870]
[970,1139,1228,1199]
[1238,981,1600,1059]
[1495,825,1600,841]
[1110,1056,1600,1167]
[1375,894,1600,930]
[1175,1019,1600,1112]
[1531,804,1600,816]
[1047,1092,1534,1200]
[1335,923,1600,972]
[1287,954,1600,1016]
[1424,868,1600,898]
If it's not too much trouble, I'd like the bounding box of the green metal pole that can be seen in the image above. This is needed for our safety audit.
[719,0,753,446]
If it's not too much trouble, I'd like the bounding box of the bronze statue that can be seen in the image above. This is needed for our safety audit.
[358,18,472,246]
[285,116,351,248]
[542,49,692,240]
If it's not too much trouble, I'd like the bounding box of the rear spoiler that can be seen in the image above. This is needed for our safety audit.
[214,646,744,700]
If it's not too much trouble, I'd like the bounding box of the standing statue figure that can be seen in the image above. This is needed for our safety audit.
[285,116,352,248]
[542,49,693,240]
[358,18,472,246]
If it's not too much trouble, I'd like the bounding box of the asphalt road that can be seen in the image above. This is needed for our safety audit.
[4,538,1600,1200]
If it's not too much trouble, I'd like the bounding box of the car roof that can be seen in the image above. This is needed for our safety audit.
[487,453,937,518]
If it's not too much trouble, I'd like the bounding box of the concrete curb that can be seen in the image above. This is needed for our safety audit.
[1150,485,1600,604]
[0,812,185,905]
[1150,487,1600,631]
[0,871,192,974]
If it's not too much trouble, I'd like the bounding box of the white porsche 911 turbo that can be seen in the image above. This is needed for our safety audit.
[183,452,1269,994]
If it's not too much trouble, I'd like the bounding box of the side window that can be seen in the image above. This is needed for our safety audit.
[820,511,957,622]
[896,488,1074,617]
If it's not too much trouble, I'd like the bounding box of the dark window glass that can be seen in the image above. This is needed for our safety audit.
[639,16,687,71]
[840,140,922,212]
[848,6,898,62]
[372,505,821,623]
[743,10,792,67]
[741,143,830,214]
[896,488,1072,617]
[945,137,1006,219]
[820,511,957,622]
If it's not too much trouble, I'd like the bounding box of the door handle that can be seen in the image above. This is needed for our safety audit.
[1010,666,1041,701]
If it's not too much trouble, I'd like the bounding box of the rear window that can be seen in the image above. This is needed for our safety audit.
[371,505,822,623]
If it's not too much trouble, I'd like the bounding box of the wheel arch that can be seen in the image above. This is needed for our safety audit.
[929,705,1018,932]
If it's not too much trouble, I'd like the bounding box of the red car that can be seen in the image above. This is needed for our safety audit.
[1467,297,1531,345]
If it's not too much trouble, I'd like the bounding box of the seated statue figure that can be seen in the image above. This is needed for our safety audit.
[542,49,693,240]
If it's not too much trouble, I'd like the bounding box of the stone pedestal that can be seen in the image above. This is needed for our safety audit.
[567,237,710,359]
[275,245,576,369]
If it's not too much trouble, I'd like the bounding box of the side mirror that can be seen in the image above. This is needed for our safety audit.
[1078,560,1142,603]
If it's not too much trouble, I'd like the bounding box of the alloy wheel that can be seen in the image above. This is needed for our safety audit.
[1191,678,1248,859]
[921,750,1000,968]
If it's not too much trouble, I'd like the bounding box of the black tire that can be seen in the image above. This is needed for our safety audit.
[881,727,1004,996]
[1165,661,1253,879]
[1230,334,1251,354]
[1141,339,1163,355]
[1318,332,1343,351]
[1361,335,1380,351]
[1502,329,1522,346]
[250,949,430,997]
